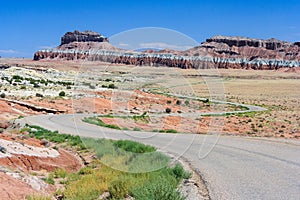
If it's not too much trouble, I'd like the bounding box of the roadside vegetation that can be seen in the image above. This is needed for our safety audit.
[24,125,190,200]
[83,114,179,134]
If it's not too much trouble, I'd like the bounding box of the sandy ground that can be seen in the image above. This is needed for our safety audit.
[1,58,299,139]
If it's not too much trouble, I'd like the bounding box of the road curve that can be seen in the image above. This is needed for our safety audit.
[21,114,300,200]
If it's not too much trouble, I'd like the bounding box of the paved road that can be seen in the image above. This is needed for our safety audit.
[21,114,300,200]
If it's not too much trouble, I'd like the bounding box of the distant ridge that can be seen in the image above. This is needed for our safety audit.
[34,31,300,69]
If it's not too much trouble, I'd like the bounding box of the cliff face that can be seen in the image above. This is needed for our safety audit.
[60,30,109,45]
[187,35,300,59]
[33,32,300,69]
[205,35,291,50]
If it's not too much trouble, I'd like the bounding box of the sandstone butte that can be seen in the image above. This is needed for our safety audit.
[33,30,300,70]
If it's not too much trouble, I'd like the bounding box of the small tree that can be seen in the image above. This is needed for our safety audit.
[59,91,66,97]
[0,93,5,98]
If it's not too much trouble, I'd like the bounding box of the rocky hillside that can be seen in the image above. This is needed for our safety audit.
[34,31,300,69]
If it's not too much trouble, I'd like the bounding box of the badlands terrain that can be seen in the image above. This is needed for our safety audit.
[1,58,299,139]
[0,30,299,199]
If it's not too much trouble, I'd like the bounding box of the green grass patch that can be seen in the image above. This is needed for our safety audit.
[82,117,121,130]
[25,124,86,150]
[26,125,189,200]
[114,140,156,153]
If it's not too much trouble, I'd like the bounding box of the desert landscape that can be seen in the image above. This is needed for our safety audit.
[1,0,300,198]
[0,30,299,199]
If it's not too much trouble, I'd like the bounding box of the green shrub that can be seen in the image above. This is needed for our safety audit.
[12,75,23,80]
[25,125,84,150]
[54,168,67,178]
[202,98,209,103]
[170,164,186,180]
[165,108,171,113]
[42,176,55,185]
[36,93,43,97]
[78,167,94,175]
[165,129,178,133]
[108,83,117,89]
[114,140,156,153]
[133,127,141,131]
[26,194,52,200]
[131,176,184,200]
[0,93,5,98]
[83,117,120,130]
[59,91,66,97]
[109,176,132,199]
[184,100,190,105]
[176,100,181,105]
[33,83,40,88]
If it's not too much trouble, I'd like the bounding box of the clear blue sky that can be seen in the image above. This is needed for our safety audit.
[1,0,299,58]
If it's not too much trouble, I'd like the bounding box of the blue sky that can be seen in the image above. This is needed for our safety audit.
[0,0,299,58]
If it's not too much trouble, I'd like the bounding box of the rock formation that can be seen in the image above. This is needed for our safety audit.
[60,30,108,45]
[33,31,300,69]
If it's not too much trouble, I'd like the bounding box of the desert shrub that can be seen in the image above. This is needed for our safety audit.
[26,194,52,200]
[165,129,178,133]
[131,176,184,200]
[170,163,189,180]
[167,100,172,104]
[132,112,150,123]
[166,108,172,113]
[108,83,117,89]
[64,174,103,200]
[14,79,21,83]
[33,83,40,88]
[78,166,94,175]
[108,176,132,199]
[83,138,115,158]
[114,140,156,153]
[54,168,67,178]
[59,91,65,97]
[176,100,181,105]
[12,75,23,80]
[0,93,5,98]
[83,117,120,130]
[36,93,43,97]
[133,127,141,131]
[185,100,190,105]
[202,98,209,103]
[42,174,55,185]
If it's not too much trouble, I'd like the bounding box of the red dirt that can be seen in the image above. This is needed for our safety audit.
[0,148,82,172]
[0,172,40,200]
[0,134,43,147]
